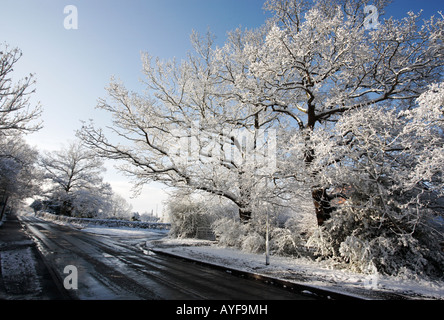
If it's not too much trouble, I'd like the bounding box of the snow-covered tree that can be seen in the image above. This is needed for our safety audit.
[99,193,134,220]
[167,191,211,239]
[78,31,280,222]
[305,83,444,277]
[79,0,443,230]
[0,43,42,219]
[402,82,444,198]
[40,141,112,217]
[213,0,444,225]
[0,135,40,219]
[0,43,42,136]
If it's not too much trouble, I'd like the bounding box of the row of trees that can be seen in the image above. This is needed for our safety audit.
[78,0,444,277]
[0,43,134,221]
[0,43,42,220]
[36,141,134,219]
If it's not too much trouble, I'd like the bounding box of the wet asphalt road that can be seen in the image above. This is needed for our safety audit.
[20,215,315,300]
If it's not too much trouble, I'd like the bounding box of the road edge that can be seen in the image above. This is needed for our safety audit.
[148,247,364,300]
[17,214,76,300]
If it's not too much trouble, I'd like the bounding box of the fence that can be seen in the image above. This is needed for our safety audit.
[196,227,216,241]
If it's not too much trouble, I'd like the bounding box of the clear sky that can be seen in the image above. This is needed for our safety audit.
[1,0,442,215]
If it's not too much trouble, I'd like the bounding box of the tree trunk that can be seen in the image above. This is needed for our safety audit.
[311,187,333,226]
[237,167,252,223]
[61,199,73,216]
[0,194,8,222]
[239,207,252,223]
[304,118,334,226]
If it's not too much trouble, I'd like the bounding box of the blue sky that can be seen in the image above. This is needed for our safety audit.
[1,0,442,215]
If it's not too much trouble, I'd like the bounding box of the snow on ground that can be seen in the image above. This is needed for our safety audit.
[0,246,42,298]
[81,226,167,237]
[147,237,444,300]
[34,211,170,230]
[25,212,444,300]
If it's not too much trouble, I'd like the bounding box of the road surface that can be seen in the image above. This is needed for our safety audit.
[20,215,315,300]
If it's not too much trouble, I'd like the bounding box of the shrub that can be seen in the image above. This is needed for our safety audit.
[308,202,444,278]
[212,217,247,248]
[242,231,265,253]
[168,195,213,238]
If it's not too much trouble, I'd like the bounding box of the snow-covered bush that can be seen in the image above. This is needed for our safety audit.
[338,235,373,273]
[270,227,300,256]
[306,83,444,278]
[212,217,267,253]
[167,192,218,239]
[213,220,302,255]
[212,217,247,248]
[308,202,444,276]
[270,214,316,256]
[98,193,134,221]
[242,231,265,253]
[213,206,313,255]
[167,190,240,239]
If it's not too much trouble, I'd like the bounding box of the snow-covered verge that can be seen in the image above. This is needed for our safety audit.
[81,226,168,237]
[35,211,170,230]
[24,212,444,300]
[0,246,41,298]
[146,237,444,300]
